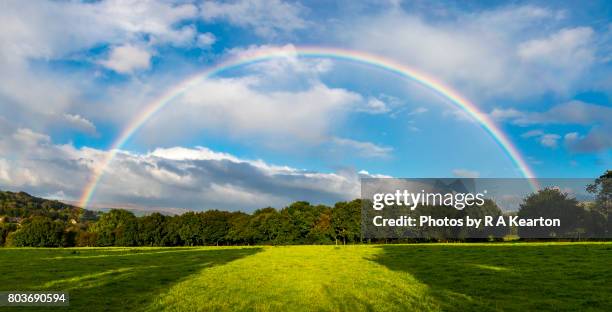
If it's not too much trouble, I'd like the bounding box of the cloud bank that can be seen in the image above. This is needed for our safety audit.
[0,123,366,211]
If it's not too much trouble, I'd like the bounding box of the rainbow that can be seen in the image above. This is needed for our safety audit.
[78,46,538,208]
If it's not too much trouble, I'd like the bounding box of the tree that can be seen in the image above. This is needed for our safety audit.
[586,170,611,236]
[332,200,362,244]
[226,212,253,245]
[138,213,167,246]
[161,215,183,246]
[278,202,328,244]
[587,170,612,212]
[248,208,282,244]
[11,216,66,247]
[199,210,231,245]
[517,188,585,238]
[308,206,334,244]
[91,209,138,246]
[176,212,204,246]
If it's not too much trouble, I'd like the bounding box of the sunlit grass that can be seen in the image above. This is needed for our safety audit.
[0,243,610,311]
[151,246,437,311]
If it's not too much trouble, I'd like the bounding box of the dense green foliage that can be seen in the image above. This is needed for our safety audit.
[11,216,68,247]
[0,190,360,247]
[80,200,364,247]
[0,244,610,311]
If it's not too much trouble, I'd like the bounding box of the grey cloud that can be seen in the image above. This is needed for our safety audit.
[492,101,612,126]
[518,101,612,125]
[0,127,364,212]
[495,101,611,153]
[564,126,612,153]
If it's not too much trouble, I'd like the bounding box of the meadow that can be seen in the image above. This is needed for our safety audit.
[0,243,610,311]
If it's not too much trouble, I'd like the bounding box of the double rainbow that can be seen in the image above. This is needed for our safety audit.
[78,46,537,208]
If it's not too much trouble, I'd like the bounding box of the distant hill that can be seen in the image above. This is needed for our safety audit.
[0,190,99,223]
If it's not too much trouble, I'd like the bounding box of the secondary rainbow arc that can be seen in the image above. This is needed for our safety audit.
[78,46,538,208]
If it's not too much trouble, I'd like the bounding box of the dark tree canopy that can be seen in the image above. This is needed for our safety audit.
[11,216,67,247]
[518,188,604,238]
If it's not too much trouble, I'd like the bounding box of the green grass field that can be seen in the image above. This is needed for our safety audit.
[1,243,610,311]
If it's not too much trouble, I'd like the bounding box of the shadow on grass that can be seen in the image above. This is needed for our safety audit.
[0,247,261,311]
[370,244,612,311]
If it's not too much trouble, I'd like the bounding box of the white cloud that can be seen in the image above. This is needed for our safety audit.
[129,55,422,150]
[138,72,362,146]
[149,146,298,175]
[196,32,216,47]
[228,44,334,77]
[519,129,562,149]
[357,170,392,179]
[443,107,475,123]
[151,146,239,162]
[518,27,594,64]
[358,97,391,114]
[539,134,561,148]
[12,128,50,146]
[100,45,152,74]
[332,137,393,158]
[354,94,426,117]
[342,5,606,100]
[0,0,199,63]
[452,169,480,178]
[0,0,207,136]
[564,132,580,142]
[490,108,524,121]
[517,26,598,95]
[63,114,97,135]
[407,107,428,116]
[521,129,544,138]
[201,0,306,37]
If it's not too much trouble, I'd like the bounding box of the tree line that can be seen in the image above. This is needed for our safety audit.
[1,171,609,247]
[2,200,361,247]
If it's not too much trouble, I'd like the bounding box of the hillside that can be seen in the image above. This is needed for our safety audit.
[0,190,98,223]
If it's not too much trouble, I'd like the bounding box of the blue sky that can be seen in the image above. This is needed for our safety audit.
[0,0,610,212]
